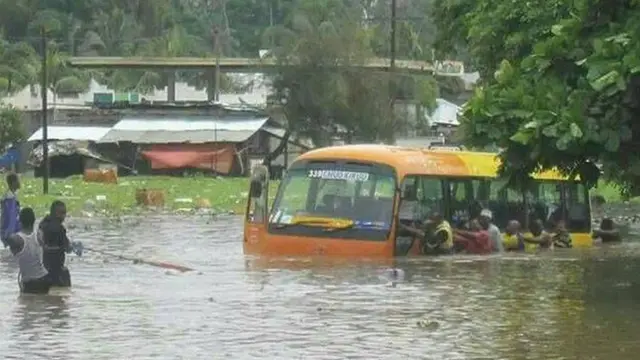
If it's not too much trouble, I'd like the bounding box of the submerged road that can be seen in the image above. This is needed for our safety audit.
[1,214,639,359]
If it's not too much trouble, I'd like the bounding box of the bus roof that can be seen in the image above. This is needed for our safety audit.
[294,144,567,180]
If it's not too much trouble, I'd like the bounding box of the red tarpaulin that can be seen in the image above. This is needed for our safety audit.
[141,144,235,174]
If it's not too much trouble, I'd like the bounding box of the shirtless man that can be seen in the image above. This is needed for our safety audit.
[6,208,51,294]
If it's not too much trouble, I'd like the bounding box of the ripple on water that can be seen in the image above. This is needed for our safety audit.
[2,215,640,359]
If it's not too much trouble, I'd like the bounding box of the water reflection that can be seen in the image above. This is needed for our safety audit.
[1,215,640,359]
[8,293,71,359]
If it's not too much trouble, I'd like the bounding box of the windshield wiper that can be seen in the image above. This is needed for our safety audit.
[272,216,354,230]
[323,223,355,232]
[273,220,320,229]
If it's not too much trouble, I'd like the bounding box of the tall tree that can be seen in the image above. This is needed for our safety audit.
[265,0,399,146]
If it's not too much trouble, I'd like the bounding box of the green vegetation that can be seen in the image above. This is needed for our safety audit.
[0,104,24,149]
[434,0,640,197]
[19,176,279,217]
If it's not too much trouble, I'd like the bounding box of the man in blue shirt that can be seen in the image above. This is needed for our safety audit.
[1,173,20,247]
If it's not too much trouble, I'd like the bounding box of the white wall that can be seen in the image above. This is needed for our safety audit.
[0,74,270,110]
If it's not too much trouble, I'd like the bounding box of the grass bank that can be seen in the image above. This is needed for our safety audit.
[18,175,279,217]
[590,181,638,203]
[14,175,630,218]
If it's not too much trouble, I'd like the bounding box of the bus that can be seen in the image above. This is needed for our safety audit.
[243,145,592,257]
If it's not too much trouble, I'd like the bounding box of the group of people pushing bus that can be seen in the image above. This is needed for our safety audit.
[398,208,620,256]
[399,208,578,255]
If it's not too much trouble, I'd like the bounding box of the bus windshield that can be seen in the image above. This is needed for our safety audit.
[269,161,396,240]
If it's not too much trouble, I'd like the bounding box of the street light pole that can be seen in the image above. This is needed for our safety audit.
[40,28,49,194]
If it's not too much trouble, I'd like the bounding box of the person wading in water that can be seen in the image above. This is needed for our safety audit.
[39,200,73,287]
[6,207,51,294]
[1,173,21,248]
[400,211,453,255]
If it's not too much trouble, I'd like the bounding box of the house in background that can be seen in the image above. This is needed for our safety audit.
[23,103,311,178]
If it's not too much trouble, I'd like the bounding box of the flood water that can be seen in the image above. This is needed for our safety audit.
[1,215,640,360]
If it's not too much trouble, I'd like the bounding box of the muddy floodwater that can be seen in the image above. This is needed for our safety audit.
[2,214,640,360]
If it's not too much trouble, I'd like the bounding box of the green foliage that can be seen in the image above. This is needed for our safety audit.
[433,0,570,76]
[0,103,24,149]
[265,1,391,145]
[445,0,640,194]
[265,0,440,145]
[0,37,39,94]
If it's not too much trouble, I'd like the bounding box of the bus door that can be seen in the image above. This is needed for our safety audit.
[244,165,269,247]
[394,176,446,256]
[394,177,418,256]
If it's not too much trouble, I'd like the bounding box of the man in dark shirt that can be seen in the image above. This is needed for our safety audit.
[593,218,621,243]
[38,200,72,287]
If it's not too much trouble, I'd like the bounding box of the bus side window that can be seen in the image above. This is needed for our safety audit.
[415,176,445,221]
[504,188,527,227]
[448,179,472,227]
[470,178,489,219]
[488,179,507,229]
[535,181,562,223]
[565,182,590,232]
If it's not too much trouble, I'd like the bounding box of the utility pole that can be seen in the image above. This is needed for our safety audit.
[212,26,221,102]
[389,0,397,130]
[390,0,397,71]
[40,28,49,194]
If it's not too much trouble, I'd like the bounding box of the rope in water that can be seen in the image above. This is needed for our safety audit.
[83,247,194,272]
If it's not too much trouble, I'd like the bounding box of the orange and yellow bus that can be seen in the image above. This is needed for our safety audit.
[243,145,592,257]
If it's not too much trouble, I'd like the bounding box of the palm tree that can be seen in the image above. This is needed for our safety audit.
[45,47,91,102]
[0,38,39,94]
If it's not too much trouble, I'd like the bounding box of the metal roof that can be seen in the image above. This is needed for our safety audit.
[99,129,257,143]
[28,126,111,142]
[261,126,286,138]
[98,116,269,143]
[426,99,461,126]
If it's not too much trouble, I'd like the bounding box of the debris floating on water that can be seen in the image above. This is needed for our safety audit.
[416,320,440,330]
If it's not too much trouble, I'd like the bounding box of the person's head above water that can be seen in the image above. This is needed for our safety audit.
[478,209,492,227]
[530,218,544,236]
[505,220,521,234]
[19,207,35,230]
[6,172,19,192]
[600,218,615,231]
[427,211,443,225]
[469,218,482,231]
[50,200,67,222]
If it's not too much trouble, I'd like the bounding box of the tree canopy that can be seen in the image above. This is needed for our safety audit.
[434,0,640,192]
